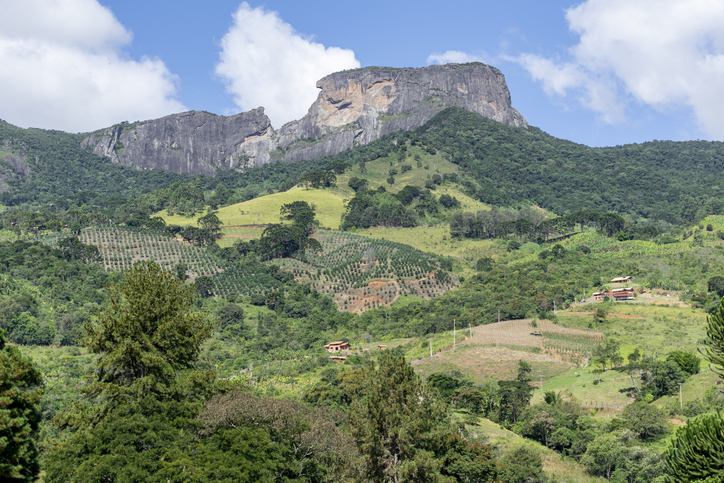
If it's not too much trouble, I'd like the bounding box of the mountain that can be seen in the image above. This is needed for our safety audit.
[80,63,526,175]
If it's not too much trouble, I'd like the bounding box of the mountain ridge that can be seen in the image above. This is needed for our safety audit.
[80,63,527,175]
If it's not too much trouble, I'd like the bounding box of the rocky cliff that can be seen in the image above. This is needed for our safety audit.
[81,63,527,175]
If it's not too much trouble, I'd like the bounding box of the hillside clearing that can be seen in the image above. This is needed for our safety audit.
[156,186,347,229]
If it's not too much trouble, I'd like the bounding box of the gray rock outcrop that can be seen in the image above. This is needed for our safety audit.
[81,108,275,175]
[81,63,527,174]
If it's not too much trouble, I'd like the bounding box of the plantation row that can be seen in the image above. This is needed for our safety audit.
[39,227,219,277]
[37,227,286,298]
[306,231,442,281]
[210,263,282,298]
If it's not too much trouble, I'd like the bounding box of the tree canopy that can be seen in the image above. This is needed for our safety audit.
[82,260,214,398]
[0,329,42,482]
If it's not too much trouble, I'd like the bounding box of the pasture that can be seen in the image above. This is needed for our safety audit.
[157,186,348,229]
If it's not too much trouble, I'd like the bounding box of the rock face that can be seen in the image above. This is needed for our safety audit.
[81,63,527,174]
[81,108,275,175]
[0,141,31,192]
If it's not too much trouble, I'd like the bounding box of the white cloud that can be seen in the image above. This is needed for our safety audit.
[512,0,724,138]
[0,0,185,133]
[427,51,487,65]
[215,2,360,128]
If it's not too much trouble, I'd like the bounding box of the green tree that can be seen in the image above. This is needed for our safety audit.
[195,275,214,298]
[498,446,547,483]
[592,338,621,370]
[198,212,222,233]
[619,402,668,441]
[280,201,317,232]
[349,351,449,482]
[667,350,701,376]
[0,329,42,482]
[665,412,724,483]
[497,361,534,425]
[665,297,724,482]
[708,276,724,298]
[57,236,101,263]
[82,261,214,398]
[581,433,626,480]
[641,360,686,398]
[175,262,188,282]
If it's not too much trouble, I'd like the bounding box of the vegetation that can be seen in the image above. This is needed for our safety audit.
[0,329,42,482]
[665,298,724,482]
[8,104,724,481]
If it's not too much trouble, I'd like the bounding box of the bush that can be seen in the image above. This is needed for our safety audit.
[667,349,701,375]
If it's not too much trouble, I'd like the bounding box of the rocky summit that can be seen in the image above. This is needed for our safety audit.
[81,63,528,175]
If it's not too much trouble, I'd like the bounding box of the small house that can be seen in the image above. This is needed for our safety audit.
[613,290,634,301]
[610,276,632,283]
[592,292,607,301]
[377,345,387,350]
[324,341,351,352]
[329,355,347,361]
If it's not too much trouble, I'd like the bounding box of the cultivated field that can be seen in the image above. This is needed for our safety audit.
[273,230,459,312]
[39,226,219,279]
[217,225,265,248]
[355,226,505,266]
[411,319,604,385]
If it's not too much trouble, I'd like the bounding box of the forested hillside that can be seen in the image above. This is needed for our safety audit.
[5,108,724,482]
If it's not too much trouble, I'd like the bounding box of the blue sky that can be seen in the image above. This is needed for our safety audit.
[1,0,722,147]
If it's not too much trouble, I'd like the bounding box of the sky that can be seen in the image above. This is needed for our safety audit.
[1,0,723,147]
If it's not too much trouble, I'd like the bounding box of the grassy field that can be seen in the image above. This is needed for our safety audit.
[452,414,606,483]
[217,225,266,248]
[557,303,707,359]
[402,297,716,414]
[156,146,488,232]
[156,186,348,230]
[531,302,711,411]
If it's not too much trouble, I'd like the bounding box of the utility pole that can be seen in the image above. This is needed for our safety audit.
[429,339,432,357]
[453,319,456,347]
[249,363,253,381]
[679,383,684,409]
[469,322,473,338]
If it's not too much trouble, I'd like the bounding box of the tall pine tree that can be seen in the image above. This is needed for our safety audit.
[0,329,42,482]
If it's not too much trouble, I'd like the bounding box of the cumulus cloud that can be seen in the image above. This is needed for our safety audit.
[511,0,724,138]
[427,50,488,65]
[216,2,360,128]
[0,0,184,133]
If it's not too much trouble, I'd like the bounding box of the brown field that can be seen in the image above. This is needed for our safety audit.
[411,319,603,385]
